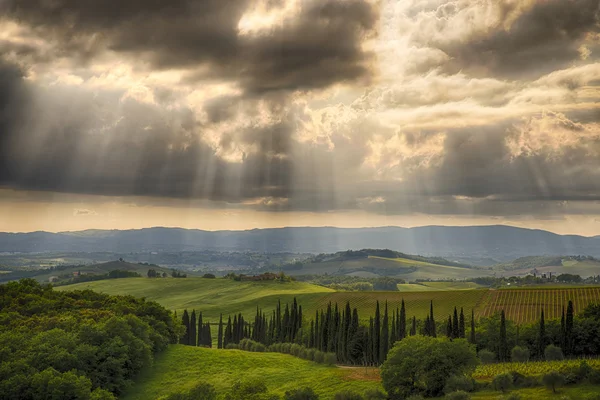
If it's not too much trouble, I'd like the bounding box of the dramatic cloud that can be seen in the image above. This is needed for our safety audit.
[1,0,600,230]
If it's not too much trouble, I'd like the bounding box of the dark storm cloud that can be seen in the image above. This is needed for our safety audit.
[415,0,600,78]
[0,60,293,203]
[5,0,377,93]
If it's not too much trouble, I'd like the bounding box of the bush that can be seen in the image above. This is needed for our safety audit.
[445,391,470,400]
[363,389,386,400]
[324,353,337,366]
[284,387,319,400]
[381,336,478,399]
[492,373,513,393]
[444,375,474,394]
[334,390,363,400]
[504,394,521,400]
[509,371,538,388]
[202,274,216,279]
[542,371,565,393]
[588,369,600,384]
[188,383,217,400]
[478,350,496,364]
[544,345,564,361]
[225,379,277,400]
[314,351,325,364]
[225,344,239,350]
[510,346,529,362]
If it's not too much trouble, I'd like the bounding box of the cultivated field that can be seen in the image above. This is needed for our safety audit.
[473,359,600,380]
[56,277,333,321]
[477,287,600,323]
[122,345,382,400]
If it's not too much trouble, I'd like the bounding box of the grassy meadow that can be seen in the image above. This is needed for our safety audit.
[122,345,382,400]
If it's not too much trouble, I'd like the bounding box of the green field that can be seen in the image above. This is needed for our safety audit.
[470,385,600,399]
[122,345,382,400]
[397,281,483,292]
[56,277,333,321]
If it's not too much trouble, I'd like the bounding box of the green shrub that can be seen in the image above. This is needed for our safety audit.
[284,387,319,400]
[510,346,529,362]
[504,394,521,400]
[314,351,325,364]
[324,353,337,366]
[542,371,565,393]
[187,383,217,400]
[225,379,277,400]
[334,390,363,400]
[544,345,564,361]
[509,371,538,388]
[225,344,239,350]
[479,349,496,364]
[588,369,600,384]
[492,373,513,393]
[444,375,474,394]
[445,391,470,400]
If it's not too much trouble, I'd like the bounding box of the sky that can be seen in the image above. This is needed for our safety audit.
[0,0,600,235]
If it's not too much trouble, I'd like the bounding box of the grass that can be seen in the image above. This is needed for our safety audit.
[122,345,382,400]
[477,287,600,323]
[304,290,489,323]
[56,277,333,321]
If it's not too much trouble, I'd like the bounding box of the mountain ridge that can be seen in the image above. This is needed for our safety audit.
[2,225,600,263]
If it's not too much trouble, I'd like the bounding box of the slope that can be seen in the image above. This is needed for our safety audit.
[122,345,382,400]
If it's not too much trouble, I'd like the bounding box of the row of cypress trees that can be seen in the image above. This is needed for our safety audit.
[177,299,577,365]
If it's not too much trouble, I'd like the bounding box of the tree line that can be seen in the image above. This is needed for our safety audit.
[178,296,600,366]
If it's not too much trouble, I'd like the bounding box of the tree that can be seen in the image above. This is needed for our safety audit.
[538,309,546,359]
[544,345,564,361]
[459,308,466,338]
[469,310,476,344]
[499,310,508,362]
[429,301,436,338]
[381,336,478,399]
[452,307,459,339]
[492,373,512,393]
[181,310,190,345]
[542,371,565,393]
[190,310,197,347]
[374,301,381,364]
[198,312,204,346]
[511,346,529,362]
[399,299,406,340]
[410,316,417,336]
[381,302,389,362]
[566,300,574,355]
[446,316,453,338]
[218,314,224,349]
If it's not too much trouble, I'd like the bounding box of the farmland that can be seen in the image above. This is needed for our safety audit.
[122,345,382,400]
[57,277,600,324]
[477,287,600,323]
[473,359,600,380]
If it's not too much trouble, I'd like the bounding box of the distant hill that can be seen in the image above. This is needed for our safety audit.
[5,260,172,283]
[1,225,600,263]
[279,249,487,280]
[494,255,600,278]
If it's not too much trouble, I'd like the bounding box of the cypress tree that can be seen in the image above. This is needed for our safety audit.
[374,301,381,364]
[459,307,466,338]
[566,300,574,355]
[309,320,315,348]
[410,316,416,336]
[368,317,374,365]
[429,301,436,337]
[190,310,197,347]
[314,310,320,350]
[224,315,232,347]
[452,307,459,339]
[181,309,190,345]
[399,299,406,340]
[204,323,212,347]
[424,315,430,336]
[446,316,453,338]
[198,312,204,346]
[217,314,223,349]
[499,310,508,362]
[343,302,351,361]
[233,315,238,343]
[391,313,397,344]
[348,308,359,362]
[560,306,566,350]
[470,309,476,344]
[381,301,389,362]
[538,309,546,359]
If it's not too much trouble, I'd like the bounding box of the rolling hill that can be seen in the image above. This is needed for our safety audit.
[121,345,382,400]
[2,225,600,262]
